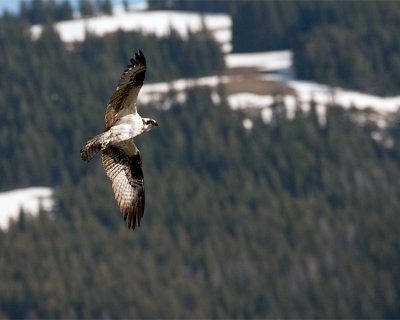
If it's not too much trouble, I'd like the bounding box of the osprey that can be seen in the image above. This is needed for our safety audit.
[80,50,158,230]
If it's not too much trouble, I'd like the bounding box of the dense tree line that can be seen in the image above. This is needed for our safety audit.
[16,0,115,24]
[19,0,73,24]
[148,0,234,13]
[0,6,399,320]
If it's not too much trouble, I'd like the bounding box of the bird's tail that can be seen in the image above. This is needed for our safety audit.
[80,132,109,161]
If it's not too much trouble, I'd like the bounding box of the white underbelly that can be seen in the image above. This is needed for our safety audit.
[109,114,143,142]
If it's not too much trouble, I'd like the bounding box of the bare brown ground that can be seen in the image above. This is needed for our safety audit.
[224,67,297,96]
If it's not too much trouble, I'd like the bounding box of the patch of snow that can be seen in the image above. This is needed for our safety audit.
[226,50,292,72]
[176,92,186,104]
[261,108,273,124]
[284,95,297,119]
[113,1,148,13]
[371,131,395,148]
[288,81,333,106]
[30,10,231,51]
[316,104,327,126]
[141,75,222,95]
[213,29,232,53]
[228,93,274,110]
[0,187,54,230]
[242,118,254,130]
[288,80,400,124]
[211,91,221,105]
[333,90,400,114]
[130,2,148,11]
[139,75,226,109]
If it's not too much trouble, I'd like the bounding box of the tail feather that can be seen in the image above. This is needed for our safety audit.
[80,133,105,161]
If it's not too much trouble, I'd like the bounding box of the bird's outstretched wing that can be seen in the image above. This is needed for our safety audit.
[102,140,145,230]
[105,50,146,130]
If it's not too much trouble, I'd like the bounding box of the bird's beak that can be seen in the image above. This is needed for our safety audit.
[154,121,159,126]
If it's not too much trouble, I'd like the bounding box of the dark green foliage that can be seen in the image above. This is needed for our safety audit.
[96,0,113,15]
[291,2,400,95]
[0,9,399,320]
[147,0,233,13]
[79,0,95,17]
[19,0,73,24]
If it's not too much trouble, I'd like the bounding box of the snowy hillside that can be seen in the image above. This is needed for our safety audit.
[138,50,400,127]
[28,4,400,120]
[30,8,232,52]
[226,50,292,74]
[0,187,54,229]
[3,6,398,230]
[227,51,400,116]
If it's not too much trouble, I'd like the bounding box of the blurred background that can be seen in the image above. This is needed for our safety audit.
[0,0,399,318]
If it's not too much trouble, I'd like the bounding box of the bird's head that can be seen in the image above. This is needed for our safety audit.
[143,118,159,132]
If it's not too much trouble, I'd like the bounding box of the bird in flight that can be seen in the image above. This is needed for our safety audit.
[80,50,158,230]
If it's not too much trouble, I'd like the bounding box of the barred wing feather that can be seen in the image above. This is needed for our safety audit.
[102,141,145,230]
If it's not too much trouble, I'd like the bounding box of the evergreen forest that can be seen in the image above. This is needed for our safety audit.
[0,1,399,319]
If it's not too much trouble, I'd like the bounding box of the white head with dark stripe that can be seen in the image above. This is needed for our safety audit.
[142,118,159,132]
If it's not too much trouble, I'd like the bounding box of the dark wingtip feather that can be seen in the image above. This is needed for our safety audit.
[124,209,140,230]
[135,49,146,66]
[122,50,146,79]
[132,212,137,230]
[128,50,145,67]
[126,213,136,230]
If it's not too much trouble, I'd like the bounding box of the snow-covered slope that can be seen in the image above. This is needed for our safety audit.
[226,51,400,115]
[0,187,54,229]
[28,6,400,118]
[27,5,400,116]
[226,50,292,73]
[139,50,400,127]
[30,9,232,52]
